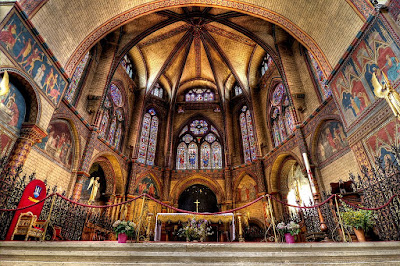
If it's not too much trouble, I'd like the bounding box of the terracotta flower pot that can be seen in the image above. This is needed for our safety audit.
[284,233,296,244]
[118,233,127,243]
[353,228,366,242]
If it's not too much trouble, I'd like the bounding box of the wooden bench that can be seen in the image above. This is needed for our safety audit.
[11,212,48,241]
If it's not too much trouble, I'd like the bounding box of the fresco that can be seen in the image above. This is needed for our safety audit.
[0,12,66,105]
[330,18,400,127]
[0,76,26,131]
[36,120,73,168]
[364,119,400,168]
[236,175,257,203]
[134,176,158,198]
[317,120,348,163]
[0,132,14,158]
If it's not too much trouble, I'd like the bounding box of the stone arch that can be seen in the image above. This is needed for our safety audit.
[170,174,225,206]
[268,152,303,193]
[64,1,332,80]
[88,152,124,195]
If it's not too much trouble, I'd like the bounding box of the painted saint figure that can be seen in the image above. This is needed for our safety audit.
[87,176,100,204]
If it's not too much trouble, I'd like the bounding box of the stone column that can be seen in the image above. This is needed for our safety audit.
[71,171,90,201]
[224,167,233,210]
[255,159,266,195]
[162,169,171,202]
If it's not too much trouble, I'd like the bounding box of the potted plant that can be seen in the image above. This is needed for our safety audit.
[176,217,213,242]
[276,221,300,243]
[112,220,136,243]
[341,208,375,242]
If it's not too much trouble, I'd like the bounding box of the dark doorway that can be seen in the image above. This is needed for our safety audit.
[80,163,107,204]
[178,184,218,213]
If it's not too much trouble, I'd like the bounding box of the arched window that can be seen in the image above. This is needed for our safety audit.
[120,54,134,79]
[260,54,274,77]
[137,108,159,165]
[151,83,164,99]
[176,119,223,170]
[65,52,89,103]
[185,88,214,102]
[98,83,126,150]
[240,106,257,163]
[269,83,295,147]
[306,50,331,100]
[233,83,243,96]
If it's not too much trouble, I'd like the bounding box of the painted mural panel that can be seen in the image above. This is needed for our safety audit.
[316,121,349,164]
[364,119,400,167]
[0,76,26,131]
[36,120,73,169]
[134,176,158,198]
[0,12,66,105]
[330,18,400,127]
[388,0,400,27]
[236,175,257,203]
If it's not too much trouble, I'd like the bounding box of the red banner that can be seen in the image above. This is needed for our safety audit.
[5,179,47,240]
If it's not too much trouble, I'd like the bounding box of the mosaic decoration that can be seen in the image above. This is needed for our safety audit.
[151,83,163,98]
[176,119,222,170]
[364,119,400,168]
[98,83,125,149]
[269,83,295,147]
[36,120,73,169]
[120,54,134,79]
[134,176,158,198]
[18,0,48,17]
[316,120,348,164]
[260,54,274,77]
[190,120,208,135]
[185,88,214,102]
[64,52,89,102]
[240,106,257,163]
[389,0,400,28]
[236,175,257,203]
[137,109,158,165]
[330,17,400,128]
[0,76,26,131]
[0,13,67,105]
[307,50,331,99]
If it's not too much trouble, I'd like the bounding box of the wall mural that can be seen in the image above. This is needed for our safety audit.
[133,176,158,198]
[0,133,14,158]
[316,120,349,164]
[364,119,400,168]
[330,17,400,128]
[0,12,67,105]
[236,175,257,203]
[0,76,26,131]
[36,120,73,169]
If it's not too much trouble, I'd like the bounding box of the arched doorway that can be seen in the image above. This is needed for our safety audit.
[178,184,218,213]
[80,163,107,205]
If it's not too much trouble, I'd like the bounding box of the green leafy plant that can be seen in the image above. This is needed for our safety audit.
[341,208,375,231]
[112,220,136,237]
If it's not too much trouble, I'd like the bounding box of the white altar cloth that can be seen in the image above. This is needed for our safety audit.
[154,212,235,241]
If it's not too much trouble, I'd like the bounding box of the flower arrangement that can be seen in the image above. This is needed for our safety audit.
[276,221,301,236]
[176,217,214,241]
[112,220,136,237]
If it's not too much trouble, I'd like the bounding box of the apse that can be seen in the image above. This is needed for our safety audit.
[178,184,218,213]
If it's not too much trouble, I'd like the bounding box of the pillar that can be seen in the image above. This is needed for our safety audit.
[255,158,266,195]
[224,167,233,210]
[71,172,90,201]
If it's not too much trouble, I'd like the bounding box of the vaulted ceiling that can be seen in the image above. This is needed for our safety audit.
[126,7,276,99]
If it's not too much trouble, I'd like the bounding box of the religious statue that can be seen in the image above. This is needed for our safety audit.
[87,176,100,205]
[372,72,400,120]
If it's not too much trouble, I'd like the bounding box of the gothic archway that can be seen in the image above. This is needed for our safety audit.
[178,184,218,213]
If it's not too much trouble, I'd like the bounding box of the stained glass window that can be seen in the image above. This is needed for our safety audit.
[176,119,223,170]
[65,52,89,103]
[185,88,214,102]
[234,83,242,96]
[151,83,164,99]
[269,82,295,147]
[240,106,257,163]
[120,54,134,79]
[98,83,126,150]
[137,109,159,165]
[260,54,274,76]
[307,51,331,100]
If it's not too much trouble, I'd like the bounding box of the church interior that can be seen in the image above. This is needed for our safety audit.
[1,0,400,249]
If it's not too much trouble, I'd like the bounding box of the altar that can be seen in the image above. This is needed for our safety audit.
[154,213,235,241]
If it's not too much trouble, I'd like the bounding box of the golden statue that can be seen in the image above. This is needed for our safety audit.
[372,71,400,119]
[0,70,10,96]
[87,176,100,205]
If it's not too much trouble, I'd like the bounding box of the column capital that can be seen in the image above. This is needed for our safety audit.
[20,123,47,143]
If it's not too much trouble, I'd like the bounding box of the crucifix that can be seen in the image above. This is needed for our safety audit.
[194,199,200,213]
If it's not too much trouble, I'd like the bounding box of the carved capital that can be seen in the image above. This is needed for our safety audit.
[19,123,47,143]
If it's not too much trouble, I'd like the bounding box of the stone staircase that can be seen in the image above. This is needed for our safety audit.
[1,241,400,265]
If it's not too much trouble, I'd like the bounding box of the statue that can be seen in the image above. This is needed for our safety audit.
[87,176,100,205]
[372,72,400,120]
